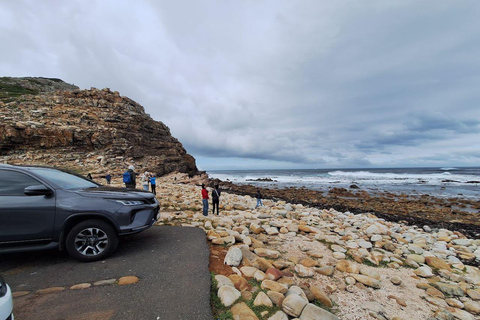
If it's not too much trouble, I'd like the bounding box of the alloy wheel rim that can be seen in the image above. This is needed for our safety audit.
[74,227,109,256]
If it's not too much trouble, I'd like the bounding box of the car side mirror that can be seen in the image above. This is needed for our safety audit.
[24,185,53,196]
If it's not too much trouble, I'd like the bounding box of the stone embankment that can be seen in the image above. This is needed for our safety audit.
[155,174,480,320]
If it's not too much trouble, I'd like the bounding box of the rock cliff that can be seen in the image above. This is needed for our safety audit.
[0,77,199,177]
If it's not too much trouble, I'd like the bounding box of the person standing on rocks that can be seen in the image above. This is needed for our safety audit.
[123,165,136,189]
[201,184,209,216]
[105,173,111,185]
[150,174,156,195]
[255,189,263,208]
[86,173,93,181]
[212,185,221,215]
[141,171,150,191]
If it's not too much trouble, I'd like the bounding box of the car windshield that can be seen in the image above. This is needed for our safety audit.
[30,168,99,190]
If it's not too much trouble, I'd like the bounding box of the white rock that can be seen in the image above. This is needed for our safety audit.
[358,240,373,249]
[346,241,359,249]
[218,285,241,307]
[224,247,243,267]
[453,239,473,246]
[286,285,308,301]
[231,267,242,276]
[331,244,346,253]
[408,244,424,254]
[268,311,289,320]
[254,270,267,281]
[215,275,234,289]
[332,252,346,259]
[414,266,435,278]
[243,236,252,246]
[370,235,382,242]
[240,266,259,277]
[365,223,388,235]
[449,308,476,320]
[254,291,273,307]
[266,227,279,235]
[282,294,308,317]
[300,303,340,320]
[295,264,315,277]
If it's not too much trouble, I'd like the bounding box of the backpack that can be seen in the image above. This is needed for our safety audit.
[123,171,132,184]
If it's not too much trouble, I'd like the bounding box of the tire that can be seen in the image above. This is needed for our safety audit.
[65,219,119,262]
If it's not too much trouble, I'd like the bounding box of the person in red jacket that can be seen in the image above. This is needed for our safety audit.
[201,184,209,216]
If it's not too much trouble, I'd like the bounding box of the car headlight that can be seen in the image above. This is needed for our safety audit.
[112,200,144,206]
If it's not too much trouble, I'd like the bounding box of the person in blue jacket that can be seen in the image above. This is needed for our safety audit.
[150,174,156,195]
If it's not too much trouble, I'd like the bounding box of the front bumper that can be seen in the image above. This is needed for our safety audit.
[118,204,159,235]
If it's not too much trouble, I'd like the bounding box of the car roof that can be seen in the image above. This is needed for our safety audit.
[0,164,62,171]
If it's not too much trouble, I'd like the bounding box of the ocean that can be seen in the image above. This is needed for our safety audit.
[208,167,480,200]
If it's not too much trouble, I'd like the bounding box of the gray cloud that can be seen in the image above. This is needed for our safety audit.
[1,0,480,169]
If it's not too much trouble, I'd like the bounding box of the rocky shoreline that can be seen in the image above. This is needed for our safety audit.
[156,173,480,320]
[211,179,480,240]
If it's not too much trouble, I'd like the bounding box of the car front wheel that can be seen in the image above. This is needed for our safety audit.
[66,219,119,262]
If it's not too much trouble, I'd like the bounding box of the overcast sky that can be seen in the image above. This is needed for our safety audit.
[2,1,480,170]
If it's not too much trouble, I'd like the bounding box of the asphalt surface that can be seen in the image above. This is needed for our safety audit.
[0,226,214,320]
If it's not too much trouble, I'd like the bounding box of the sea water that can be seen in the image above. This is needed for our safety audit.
[208,167,480,200]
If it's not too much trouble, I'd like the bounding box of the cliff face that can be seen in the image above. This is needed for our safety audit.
[0,77,198,177]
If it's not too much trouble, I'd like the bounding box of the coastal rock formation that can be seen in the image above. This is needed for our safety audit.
[214,180,480,239]
[0,77,198,176]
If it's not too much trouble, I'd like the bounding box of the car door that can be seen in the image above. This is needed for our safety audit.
[0,169,56,243]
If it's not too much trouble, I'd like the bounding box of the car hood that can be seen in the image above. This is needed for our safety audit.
[73,186,155,200]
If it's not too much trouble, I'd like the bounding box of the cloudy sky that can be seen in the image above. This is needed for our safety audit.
[2,1,480,170]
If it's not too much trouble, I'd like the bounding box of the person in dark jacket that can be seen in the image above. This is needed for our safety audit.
[124,165,137,189]
[212,185,221,215]
[105,173,111,185]
[255,189,263,208]
[86,173,93,181]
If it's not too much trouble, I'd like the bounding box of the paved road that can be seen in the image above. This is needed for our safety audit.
[0,226,214,320]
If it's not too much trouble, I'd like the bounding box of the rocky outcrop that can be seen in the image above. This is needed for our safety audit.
[155,175,480,320]
[0,77,198,176]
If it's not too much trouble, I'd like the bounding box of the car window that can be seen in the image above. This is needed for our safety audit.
[29,168,98,190]
[0,170,43,196]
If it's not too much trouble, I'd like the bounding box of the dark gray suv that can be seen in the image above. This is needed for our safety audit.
[0,164,159,262]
